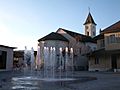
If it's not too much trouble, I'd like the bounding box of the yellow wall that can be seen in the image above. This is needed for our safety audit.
[105,32,120,50]
[105,43,120,50]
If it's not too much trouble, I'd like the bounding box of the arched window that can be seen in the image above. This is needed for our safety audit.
[87,31,89,36]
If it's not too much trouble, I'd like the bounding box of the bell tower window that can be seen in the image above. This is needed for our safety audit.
[87,31,89,36]
[93,31,95,36]
[85,26,89,30]
[84,12,96,37]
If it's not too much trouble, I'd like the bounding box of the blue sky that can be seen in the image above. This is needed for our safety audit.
[0,0,120,50]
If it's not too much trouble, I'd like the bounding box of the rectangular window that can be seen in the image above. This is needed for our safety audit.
[110,34,116,43]
[100,39,105,48]
[79,48,81,54]
[95,57,99,64]
[116,34,120,43]
[106,36,110,44]
[107,34,116,44]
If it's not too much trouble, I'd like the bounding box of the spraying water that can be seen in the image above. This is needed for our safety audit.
[14,46,76,85]
[36,46,41,70]
[65,47,68,78]
[30,47,34,70]
[24,46,35,73]
[70,48,74,77]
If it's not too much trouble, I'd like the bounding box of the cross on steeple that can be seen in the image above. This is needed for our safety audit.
[84,10,97,38]
[88,7,90,13]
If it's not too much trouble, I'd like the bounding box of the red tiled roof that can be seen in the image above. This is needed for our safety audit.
[58,28,96,43]
[101,20,120,34]
[93,34,104,40]
[94,21,120,40]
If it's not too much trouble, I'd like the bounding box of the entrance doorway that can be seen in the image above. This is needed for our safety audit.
[0,51,7,69]
[111,55,117,70]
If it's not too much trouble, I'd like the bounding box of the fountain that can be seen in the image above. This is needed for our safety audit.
[23,46,35,73]
[10,46,97,90]
[41,46,74,81]
[41,46,75,81]
[15,46,76,81]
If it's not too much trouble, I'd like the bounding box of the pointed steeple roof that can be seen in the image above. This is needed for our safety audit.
[84,12,96,25]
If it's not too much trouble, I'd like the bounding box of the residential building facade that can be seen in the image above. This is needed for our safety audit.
[0,45,15,71]
[88,21,120,71]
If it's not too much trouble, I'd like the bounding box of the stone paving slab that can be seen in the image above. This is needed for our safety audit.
[68,71,120,90]
[0,71,120,90]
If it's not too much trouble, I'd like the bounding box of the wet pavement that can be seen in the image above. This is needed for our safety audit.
[0,70,120,90]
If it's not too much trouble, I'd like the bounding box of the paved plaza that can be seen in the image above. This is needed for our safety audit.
[0,71,120,90]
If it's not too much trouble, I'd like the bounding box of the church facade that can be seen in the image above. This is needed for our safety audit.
[38,12,97,71]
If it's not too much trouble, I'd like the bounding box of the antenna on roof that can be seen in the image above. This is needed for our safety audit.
[99,28,102,33]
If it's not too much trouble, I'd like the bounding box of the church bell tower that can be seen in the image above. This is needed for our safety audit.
[84,12,97,38]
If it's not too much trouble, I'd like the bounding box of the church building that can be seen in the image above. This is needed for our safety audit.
[38,12,97,71]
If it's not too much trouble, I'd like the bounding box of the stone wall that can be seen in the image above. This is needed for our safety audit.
[89,54,111,71]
